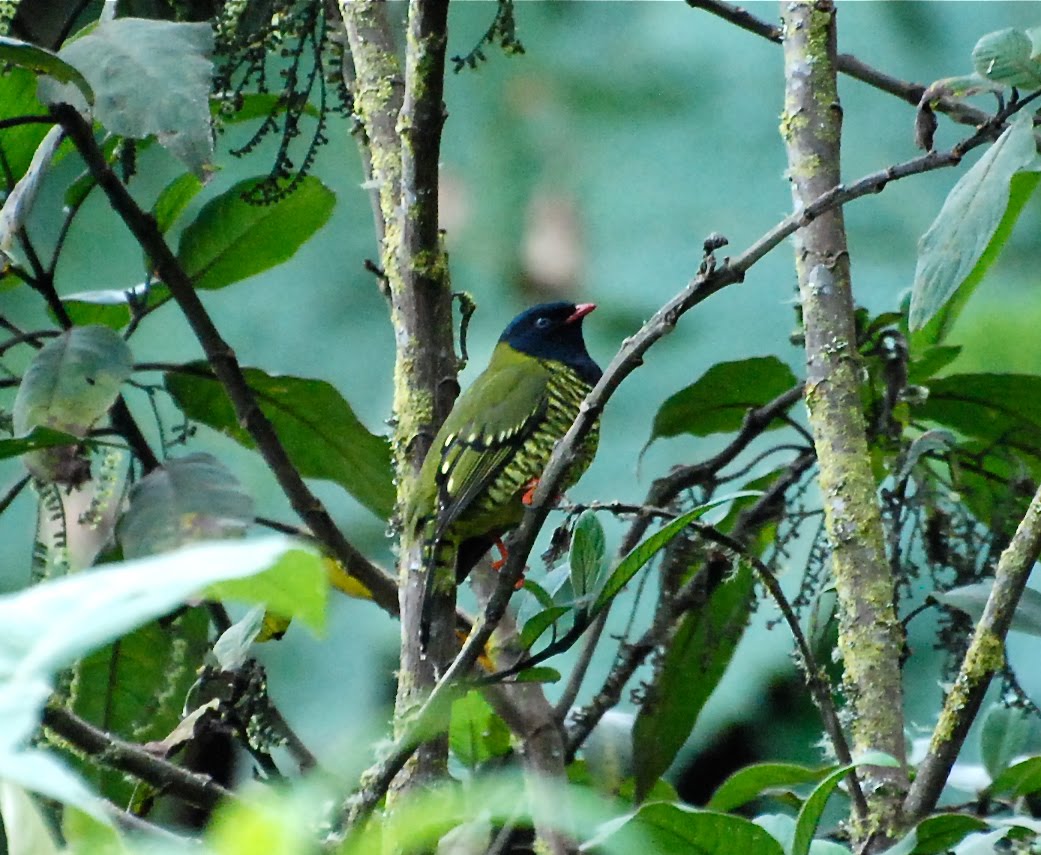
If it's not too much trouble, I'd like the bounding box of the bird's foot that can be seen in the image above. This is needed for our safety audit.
[521,479,565,508]
[490,538,526,590]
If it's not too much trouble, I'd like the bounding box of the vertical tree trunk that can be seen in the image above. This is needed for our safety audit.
[779,1,908,844]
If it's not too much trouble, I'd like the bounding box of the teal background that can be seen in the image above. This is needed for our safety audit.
[3,2,1041,793]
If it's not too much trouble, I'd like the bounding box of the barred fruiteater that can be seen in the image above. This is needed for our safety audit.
[407,302,603,645]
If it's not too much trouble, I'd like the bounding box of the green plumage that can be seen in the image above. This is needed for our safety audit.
[406,302,602,640]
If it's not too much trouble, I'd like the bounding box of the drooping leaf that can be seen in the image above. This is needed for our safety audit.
[570,511,606,600]
[0,36,93,104]
[895,429,956,484]
[594,493,760,611]
[972,28,1041,90]
[0,126,64,259]
[591,802,785,855]
[933,581,1041,636]
[980,704,1032,781]
[37,19,214,176]
[0,427,82,460]
[212,606,266,671]
[880,814,989,855]
[0,781,62,855]
[164,364,394,519]
[913,171,1041,347]
[13,325,132,483]
[67,608,210,808]
[707,762,833,812]
[176,176,335,290]
[647,356,798,446]
[632,561,754,801]
[909,113,1039,331]
[519,606,571,650]
[153,173,205,235]
[449,691,511,767]
[0,68,56,182]
[116,452,255,559]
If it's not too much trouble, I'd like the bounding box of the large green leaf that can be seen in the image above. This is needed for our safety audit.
[0,68,56,182]
[909,112,1039,331]
[0,37,93,105]
[62,283,170,330]
[647,356,797,447]
[37,19,214,176]
[593,803,784,855]
[934,582,1041,637]
[176,176,335,290]
[980,704,1032,781]
[707,762,833,812]
[67,608,210,808]
[116,452,255,559]
[988,755,1041,798]
[449,691,511,767]
[912,172,1041,348]
[880,814,989,855]
[632,562,754,801]
[972,27,1041,90]
[164,364,395,519]
[916,373,1041,463]
[570,511,606,601]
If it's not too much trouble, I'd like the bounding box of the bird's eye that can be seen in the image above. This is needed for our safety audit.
[535,317,551,329]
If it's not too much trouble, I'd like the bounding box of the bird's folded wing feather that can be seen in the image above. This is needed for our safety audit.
[433,360,551,537]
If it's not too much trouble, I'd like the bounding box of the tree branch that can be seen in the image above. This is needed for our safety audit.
[50,102,400,617]
[904,482,1041,820]
[688,0,990,129]
[42,704,234,811]
[780,3,907,843]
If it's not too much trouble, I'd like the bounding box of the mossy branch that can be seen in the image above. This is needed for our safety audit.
[904,483,1041,820]
[779,2,908,845]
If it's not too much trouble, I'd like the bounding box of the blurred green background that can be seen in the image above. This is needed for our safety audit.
[3,1,1040,796]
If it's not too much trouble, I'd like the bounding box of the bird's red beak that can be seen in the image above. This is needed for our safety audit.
[566,303,596,324]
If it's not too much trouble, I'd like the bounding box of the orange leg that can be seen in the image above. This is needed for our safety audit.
[521,478,540,506]
[490,538,525,590]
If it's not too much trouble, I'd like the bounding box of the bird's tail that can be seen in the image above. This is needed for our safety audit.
[419,540,454,650]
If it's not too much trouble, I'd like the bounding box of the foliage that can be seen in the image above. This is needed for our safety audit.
[1,3,1041,855]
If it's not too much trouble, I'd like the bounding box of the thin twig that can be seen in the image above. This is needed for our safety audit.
[42,704,235,811]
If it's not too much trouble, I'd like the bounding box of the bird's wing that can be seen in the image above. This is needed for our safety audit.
[432,358,551,538]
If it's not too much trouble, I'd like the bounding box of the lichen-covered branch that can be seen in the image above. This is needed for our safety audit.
[904,483,1041,820]
[780,2,907,843]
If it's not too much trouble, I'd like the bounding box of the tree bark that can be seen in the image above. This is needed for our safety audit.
[780,1,908,844]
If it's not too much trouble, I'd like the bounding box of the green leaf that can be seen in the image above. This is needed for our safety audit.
[934,582,1041,636]
[594,803,785,855]
[0,781,62,855]
[917,373,1041,464]
[707,762,833,812]
[519,606,571,650]
[594,494,759,612]
[880,814,989,855]
[907,345,962,383]
[988,755,1041,798]
[0,126,64,261]
[895,429,956,484]
[972,28,1041,89]
[0,36,94,104]
[449,691,511,767]
[0,426,82,460]
[62,283,170,330]
[981,704,1032,781]
[0,68,56,181]
[68,608,210,807]
[647,356,798,445]
[62,808,127,855]
[116,452,255,559]
[37,19,215,176]
[164,364,395,519]
[913,171,1041,347]
[509,667,560,684]
[208,547,328,632]
[909,112,1039,331]
[632,562,755,801]
[570,511,606,600]
[153,173,205,235]
[177,176,335,290]
[792,753,899,855]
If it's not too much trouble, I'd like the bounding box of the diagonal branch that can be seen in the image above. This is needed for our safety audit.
[50,102,399,617]
[904,482,1041,820]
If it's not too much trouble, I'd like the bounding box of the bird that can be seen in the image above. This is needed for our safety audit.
[406,301,603,645]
